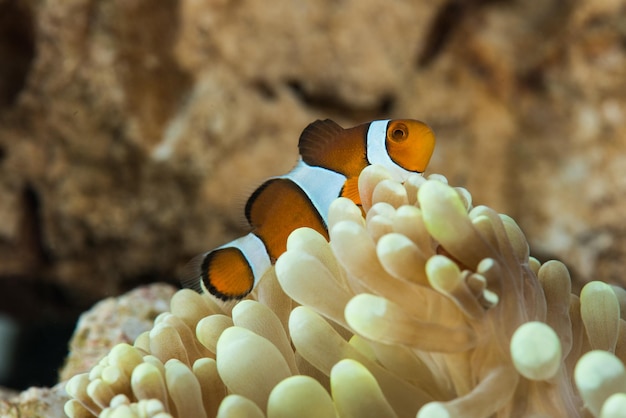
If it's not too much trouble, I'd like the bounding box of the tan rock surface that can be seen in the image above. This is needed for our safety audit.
[0,0,624,314]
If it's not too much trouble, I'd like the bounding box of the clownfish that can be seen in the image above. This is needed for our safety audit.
[182,119,436,300]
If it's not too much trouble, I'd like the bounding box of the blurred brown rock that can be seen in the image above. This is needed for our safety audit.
[0,0,625,315]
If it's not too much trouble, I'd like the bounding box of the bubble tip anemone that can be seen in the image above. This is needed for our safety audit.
[64,167,626,418]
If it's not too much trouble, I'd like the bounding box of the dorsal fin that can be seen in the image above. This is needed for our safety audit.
[297,119,369,178]
[298,119,345,167]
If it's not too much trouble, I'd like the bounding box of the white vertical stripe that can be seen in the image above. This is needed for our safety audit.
[282,160,348,225]
[366,119,415,181]
[219,162,345,288]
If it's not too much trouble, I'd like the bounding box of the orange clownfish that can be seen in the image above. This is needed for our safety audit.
[182,119,436,300]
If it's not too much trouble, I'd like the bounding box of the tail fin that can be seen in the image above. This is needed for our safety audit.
[180,252,207,293]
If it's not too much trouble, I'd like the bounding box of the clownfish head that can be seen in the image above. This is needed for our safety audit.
[367,119,436,181]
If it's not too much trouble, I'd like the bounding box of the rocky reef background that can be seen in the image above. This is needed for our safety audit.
[0,0,625,397]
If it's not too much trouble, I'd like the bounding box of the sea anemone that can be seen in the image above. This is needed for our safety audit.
[65,165,626,418]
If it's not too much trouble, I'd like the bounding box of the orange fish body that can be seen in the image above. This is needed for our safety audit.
[183,119,436,300]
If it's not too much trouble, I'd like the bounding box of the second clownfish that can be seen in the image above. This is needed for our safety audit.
[182,119,436,300]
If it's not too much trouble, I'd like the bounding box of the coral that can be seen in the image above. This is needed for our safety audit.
[61,284,177,381]
[65,165,626,417]
[0,383,68,418]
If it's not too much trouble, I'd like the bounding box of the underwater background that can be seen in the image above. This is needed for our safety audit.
[0,0,625,413]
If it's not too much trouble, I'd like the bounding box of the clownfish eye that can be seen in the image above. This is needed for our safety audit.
[388,122,408,142]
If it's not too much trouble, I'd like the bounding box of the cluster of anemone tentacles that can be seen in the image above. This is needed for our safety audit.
[65,165,626,418]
